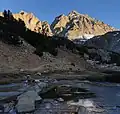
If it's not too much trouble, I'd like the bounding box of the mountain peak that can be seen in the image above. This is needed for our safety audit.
[51,10,116,40]
[19,10,26,14]
[0,10,116,40]
[5,11,53,36]
[19,10,34,17]
[69,10,80,15]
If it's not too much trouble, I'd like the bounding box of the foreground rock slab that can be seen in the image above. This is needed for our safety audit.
[16,90,42,113]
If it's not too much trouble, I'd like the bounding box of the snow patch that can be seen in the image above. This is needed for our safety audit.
[73,19,79,23]
[72,34,94,44]
[83,34,94,39]
[117,39,120,42]
[113,32,119,36]
[66,25,70,30]
[71,34,94,40]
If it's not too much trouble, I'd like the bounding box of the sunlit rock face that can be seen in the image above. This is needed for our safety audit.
[0,10,116,41]
[51,10,116,40]
[0,11,53,36]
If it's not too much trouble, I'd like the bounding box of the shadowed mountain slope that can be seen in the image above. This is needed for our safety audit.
[0,11,92,73]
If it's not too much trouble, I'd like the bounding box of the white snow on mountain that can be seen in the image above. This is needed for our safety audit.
[72,34,94,44]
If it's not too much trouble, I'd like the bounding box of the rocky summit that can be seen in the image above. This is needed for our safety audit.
[51,10,116,40]
[0,11,53,36]
[0,10,116,40]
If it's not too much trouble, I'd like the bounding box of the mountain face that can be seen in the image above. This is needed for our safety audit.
[85,31,120,53]
[0,10,120,81]
[51,10,116,40]
[0,13,92,74]
[0,40,90,73]
[0,10,116,39]
[0,11,53,36]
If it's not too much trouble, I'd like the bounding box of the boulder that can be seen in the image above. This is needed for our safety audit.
[16,90,42,113]
[57,98,64,102]
[37,82,48,88]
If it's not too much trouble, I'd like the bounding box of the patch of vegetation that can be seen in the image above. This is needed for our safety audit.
[1,10,96,58]
[76,46,89,56]
[0,10,58,56]
[109,52,120,66]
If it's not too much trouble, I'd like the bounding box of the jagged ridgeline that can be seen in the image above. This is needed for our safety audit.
[0,10,80,57]
[0,10,58,56]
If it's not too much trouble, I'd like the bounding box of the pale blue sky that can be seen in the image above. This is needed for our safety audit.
[0,0,119,28]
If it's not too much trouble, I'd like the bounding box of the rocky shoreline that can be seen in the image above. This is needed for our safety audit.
[1,68,120,85]
[0,77,108,114]
[0,69,120,113]
[0,71,105,85]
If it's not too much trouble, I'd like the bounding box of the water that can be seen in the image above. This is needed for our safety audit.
[0,80,120,114]
[84,82,120,114]
[56,80,120,114]
[0,82,29,101]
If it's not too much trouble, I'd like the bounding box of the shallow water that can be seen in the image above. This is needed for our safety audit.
[84,82,120,114]
[0,80,120,114]
[0,82,28,101]
[55,80,120,114]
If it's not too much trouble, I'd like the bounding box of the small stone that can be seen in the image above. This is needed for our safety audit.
[4,101,16,113]
[45,103,51,109]
[37,72,42,76]
[20,69,24,72]
[57,98,64,102]
[35,79,40,83]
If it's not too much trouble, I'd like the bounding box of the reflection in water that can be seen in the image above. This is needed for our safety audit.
[0,83,28,101]
[82,82,120,114]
